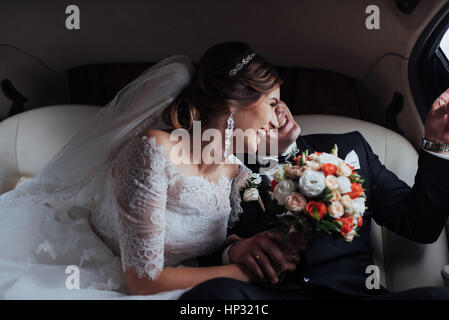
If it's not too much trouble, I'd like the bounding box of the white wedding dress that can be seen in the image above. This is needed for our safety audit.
[0,54,251,299]
[0,131,250,300]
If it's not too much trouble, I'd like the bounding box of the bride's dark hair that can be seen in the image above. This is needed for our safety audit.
[163,41,283,130]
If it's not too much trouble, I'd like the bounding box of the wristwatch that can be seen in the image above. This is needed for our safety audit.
[421,137,449,152]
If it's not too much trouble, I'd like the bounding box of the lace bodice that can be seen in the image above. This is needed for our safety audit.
[89,135,251,280]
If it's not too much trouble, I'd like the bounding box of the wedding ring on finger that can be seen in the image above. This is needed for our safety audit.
[290,254,299,263]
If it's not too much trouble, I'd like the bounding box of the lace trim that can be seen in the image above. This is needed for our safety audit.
[112,135,169,280]
[228,164,253,229]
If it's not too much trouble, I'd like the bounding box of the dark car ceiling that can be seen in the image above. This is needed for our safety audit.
[0,0,448,147]
[0,0,445,77]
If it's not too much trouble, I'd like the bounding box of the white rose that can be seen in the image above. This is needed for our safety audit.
[328,201,344,219]
[272,179,297,205]
[243,188,259,202]
[299,170,326,198]
[325,175,339,190]
[337,162,352,177]
[308,153,319,161]
[305,160,321,171]
[340,195,353,209]
[352,197,366,216]
[344,229,356,242]
[330,189,342,202]
[273,168,287,182]
[337,176,352,194]
[250,173,262,185]
[318,152,341,166]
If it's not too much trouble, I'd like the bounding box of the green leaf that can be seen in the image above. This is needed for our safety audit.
[312,208,320,221]
[317,187,333,202]
[349,173,365,185]
[316,223,332,235]
[319,219,341,233]
[300,152,306,166]
[331,144,339,157]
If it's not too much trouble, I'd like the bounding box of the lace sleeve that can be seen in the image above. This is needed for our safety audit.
[111,135,169,280]
[228,164,253,229]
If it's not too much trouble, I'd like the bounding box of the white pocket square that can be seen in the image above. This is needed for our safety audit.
[344,150,361,170]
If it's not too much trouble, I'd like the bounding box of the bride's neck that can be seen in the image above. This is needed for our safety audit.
[188,116,229,173]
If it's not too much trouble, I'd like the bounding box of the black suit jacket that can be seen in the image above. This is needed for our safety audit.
[199,131,449,296]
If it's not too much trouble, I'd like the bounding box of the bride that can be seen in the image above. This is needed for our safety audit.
[0,42,284,299]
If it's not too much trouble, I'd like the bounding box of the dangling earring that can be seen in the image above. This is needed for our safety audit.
[223,111,234,162]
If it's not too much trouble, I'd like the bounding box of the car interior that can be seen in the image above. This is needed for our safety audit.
[0,0,448,293]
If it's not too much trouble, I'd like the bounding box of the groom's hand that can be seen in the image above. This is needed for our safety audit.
[228,231,299,284]
[424,88,449,155]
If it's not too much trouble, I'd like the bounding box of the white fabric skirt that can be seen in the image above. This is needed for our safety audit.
[0,194,190,300]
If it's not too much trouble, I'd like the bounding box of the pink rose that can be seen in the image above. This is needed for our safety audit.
[328,201,344,218]
[285,192,307,212]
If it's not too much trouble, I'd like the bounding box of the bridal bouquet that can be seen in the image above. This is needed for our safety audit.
[243,145,367,243]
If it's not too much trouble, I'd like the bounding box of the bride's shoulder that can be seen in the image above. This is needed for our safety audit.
[141,129,170,144]
[139,129,172,157]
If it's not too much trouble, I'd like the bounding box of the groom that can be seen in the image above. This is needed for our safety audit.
[181,90,449,300]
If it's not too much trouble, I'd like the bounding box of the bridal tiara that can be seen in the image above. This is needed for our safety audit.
[228,52,256,77]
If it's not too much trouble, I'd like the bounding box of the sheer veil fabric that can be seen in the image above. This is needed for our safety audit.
[0,55,199,299]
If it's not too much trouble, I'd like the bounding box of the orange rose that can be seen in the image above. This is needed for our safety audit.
[305,201,327,220]
[337,216,354,235]
[322,163,338,176]
[346,183,363,199]
[357,216,363,228]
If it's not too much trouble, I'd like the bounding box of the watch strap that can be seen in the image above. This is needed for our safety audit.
[421,137,449,152]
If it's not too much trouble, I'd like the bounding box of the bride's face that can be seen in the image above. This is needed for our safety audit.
[232,86,280,154]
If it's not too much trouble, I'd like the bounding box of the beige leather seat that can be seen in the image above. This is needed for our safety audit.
[0,105,447,292]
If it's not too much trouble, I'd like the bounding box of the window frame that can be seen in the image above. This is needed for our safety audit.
[409,2,449,121]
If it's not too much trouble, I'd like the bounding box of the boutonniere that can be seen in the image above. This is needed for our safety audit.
[241,173,266,212]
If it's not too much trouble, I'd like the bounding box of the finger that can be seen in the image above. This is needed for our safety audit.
[285,262,297,271]
[266,232,289,248]
[254,252,278,283]
[433,91,449,111]
[244,256,264,280]
[261,242,291,272]
[253,234,289,272]
[289,253,301,265]
[431,100,448,118]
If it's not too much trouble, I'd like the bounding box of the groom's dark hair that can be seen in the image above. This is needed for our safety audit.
[163,41,283,131]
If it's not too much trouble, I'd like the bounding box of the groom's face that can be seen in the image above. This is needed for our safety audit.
[261,100,301,155]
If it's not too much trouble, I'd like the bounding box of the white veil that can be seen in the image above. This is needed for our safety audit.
[0,54,195,299]
[1,54,194,206]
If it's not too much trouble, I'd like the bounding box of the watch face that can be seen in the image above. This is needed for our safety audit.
[422,140,433,150]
